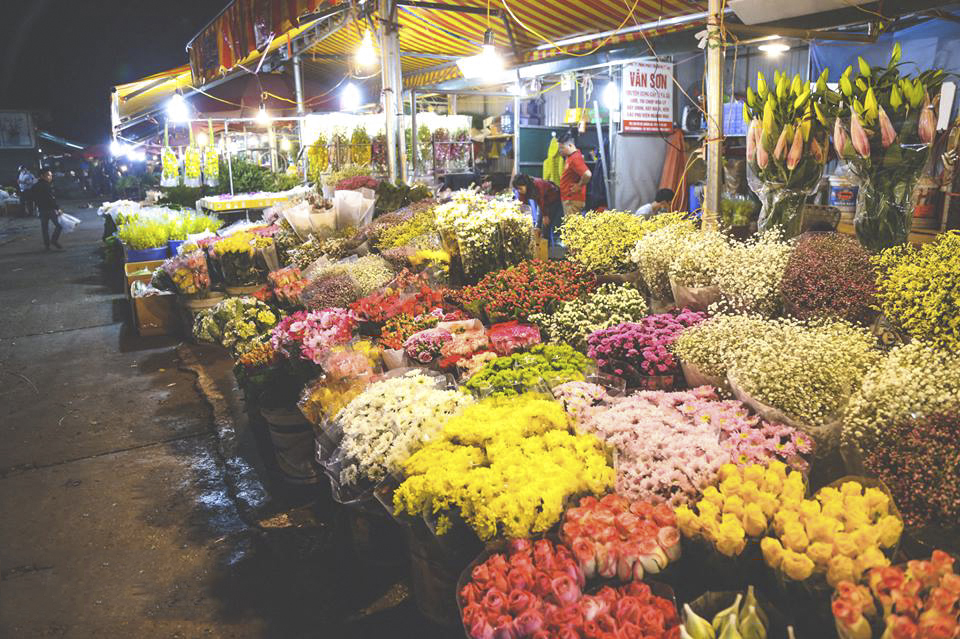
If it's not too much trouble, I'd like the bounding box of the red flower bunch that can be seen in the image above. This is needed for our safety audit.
[336,175,380,191]
[832,551,959,639]
[561,494,681,583]
[268,267,307,308]
[861,412,960,528]
[781,232,878,325]
[458,260,596,321]
[349,270,447,323]
[460,539,680,639]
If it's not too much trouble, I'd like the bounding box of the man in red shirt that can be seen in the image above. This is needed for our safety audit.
[558,135,592,218]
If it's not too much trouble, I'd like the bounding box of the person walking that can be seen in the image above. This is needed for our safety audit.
[18,165,38,217]
[557,135,592,219]
[32,169,63,250]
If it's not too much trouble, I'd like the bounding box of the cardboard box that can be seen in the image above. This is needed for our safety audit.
[130,286,178,337]
[124,260,165,299]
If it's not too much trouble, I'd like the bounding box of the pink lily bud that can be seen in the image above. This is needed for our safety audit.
[787,127,805,170]
[919,106,936,144]
[850,110,871,158]
[746,119,759,165]
[757,134,770,169]
[774,128,790,161]
[834,116,849,158]
[810,136,825,164]
[878,106,897,148]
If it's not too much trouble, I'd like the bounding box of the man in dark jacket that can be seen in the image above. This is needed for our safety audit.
[32,169,63,250]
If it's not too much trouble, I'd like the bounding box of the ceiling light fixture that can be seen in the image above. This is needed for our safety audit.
[457,29,504,83]
[355,29,377,69]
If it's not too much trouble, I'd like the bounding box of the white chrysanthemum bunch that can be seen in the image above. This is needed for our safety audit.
[335,371,472,486]
[670,314,773,379]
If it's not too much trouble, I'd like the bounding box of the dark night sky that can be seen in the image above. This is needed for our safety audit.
[1,0,225,145]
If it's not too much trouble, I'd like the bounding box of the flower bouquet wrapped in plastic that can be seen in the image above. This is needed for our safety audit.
[162,250,212,298]
[487,320,541,356]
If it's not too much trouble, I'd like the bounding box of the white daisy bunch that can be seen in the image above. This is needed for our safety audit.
[842,341,960,449]
[670,314,773,379]
[530,283,648,349]
[335,371,473,486]
[729,318,880,428]
[629,219,698,299]
[712,230,794,316]
[667,230,732,288]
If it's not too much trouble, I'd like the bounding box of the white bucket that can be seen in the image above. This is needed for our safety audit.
[828,176,858,219]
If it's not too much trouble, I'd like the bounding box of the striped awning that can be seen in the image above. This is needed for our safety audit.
[190,0,707,90]
[114,66,193,126]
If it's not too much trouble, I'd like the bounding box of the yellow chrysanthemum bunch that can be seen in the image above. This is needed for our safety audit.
[394,394,614,540]
[675,461,805,558]
[761,479,902,586]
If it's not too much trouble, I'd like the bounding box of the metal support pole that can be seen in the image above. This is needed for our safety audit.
[703,0,725,230]
[513,95,520,176]
[410,89,418,176]
[225,121,234,195]
[293,53,308,182]
[593,100,611,207]
[379,0,402,183]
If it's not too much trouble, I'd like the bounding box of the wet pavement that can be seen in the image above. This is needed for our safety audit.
[0,205,457,638]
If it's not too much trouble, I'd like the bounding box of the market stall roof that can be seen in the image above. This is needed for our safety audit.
[113,65,193,129]
[187,0,710,92]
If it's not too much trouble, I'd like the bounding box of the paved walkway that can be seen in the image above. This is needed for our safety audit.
[0,205,448,639]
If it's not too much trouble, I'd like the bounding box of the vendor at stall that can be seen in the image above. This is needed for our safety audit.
[558,135,591,218]
[512,173,563,245]
[636,188,675,216]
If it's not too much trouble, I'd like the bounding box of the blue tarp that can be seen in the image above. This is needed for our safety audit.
[811,9,960,81]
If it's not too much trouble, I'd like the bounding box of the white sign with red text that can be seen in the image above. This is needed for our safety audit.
[621,61,674,134]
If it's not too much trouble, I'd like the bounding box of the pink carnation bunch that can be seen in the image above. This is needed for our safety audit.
[586,311,705,385]
[580,387,733,507]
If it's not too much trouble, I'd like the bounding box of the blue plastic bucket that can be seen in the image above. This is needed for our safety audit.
[126,246,169,263]
[167,240,185,256]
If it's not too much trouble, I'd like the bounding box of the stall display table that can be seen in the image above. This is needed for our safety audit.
[196,193,290,221]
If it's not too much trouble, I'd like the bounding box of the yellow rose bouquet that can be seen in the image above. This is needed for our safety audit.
[676,461,807,559]
[393,394,615,540]
[762,477,902,588]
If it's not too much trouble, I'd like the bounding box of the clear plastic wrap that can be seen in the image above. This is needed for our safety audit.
[748,163,822,239]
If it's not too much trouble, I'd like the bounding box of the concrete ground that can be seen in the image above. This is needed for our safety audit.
[0,204,456,639]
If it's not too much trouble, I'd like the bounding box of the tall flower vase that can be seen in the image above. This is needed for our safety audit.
[853,152,928,252]
[748,163,824,239]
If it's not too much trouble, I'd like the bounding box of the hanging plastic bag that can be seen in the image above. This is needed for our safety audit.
[59,213,81,233]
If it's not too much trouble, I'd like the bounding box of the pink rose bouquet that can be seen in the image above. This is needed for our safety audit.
[459,538,680,639]
[404,327,453,365]
[270,308,356,366]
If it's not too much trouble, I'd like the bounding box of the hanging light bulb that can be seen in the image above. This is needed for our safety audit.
[167,92,189,122]
[281,138,293,152]
[256,96,271,125]
[355,29,377,69]
[196,131,209,147]
[457,29,504,83]
[110,139,123,156]
[341,82,361,112]
[602,81,620,111]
